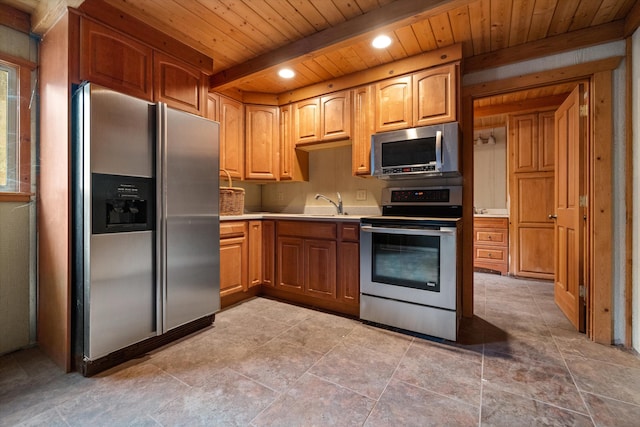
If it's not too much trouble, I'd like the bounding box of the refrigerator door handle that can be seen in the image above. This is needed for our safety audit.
[156,102,168,335]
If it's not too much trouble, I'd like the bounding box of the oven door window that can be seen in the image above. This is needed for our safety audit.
[371,232,440,292]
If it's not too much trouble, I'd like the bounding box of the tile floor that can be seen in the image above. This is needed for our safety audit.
[2,273,640,426]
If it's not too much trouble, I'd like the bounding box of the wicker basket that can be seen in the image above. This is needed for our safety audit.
[219,169,245,216]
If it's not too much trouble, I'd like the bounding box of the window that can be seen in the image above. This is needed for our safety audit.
[0,61,18,192]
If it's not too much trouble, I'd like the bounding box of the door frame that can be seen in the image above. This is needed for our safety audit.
[461,56,622,344]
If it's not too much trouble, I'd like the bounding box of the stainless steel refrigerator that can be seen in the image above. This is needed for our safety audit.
[72,83,220,376]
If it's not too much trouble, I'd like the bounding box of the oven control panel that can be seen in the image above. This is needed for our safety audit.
[382,185,463,206]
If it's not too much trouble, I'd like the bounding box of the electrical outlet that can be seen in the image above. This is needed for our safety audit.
[356,189,367,201]
[276,191,284,202]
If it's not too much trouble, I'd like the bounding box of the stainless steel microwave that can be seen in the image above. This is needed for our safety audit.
[371,122,461,179]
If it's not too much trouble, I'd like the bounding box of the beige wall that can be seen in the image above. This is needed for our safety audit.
[473,127,507,211]
[0,24,37,355]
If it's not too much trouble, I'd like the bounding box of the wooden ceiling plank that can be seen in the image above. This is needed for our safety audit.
[429,11,455,48]
[217,0,292,47]
[547,0,580,36]
[464,20,624,73]
[210,0,470,89]
[489,0,513,51]
[592,0,627,25]
[264,0,317,36]
[325,48,361,75]
[616,0,638,20]
[448,5,474,58]
[624,0,640,35]
[300,57,337,81]
[411,18,439,52]
[312,0,348,26]
[287,0,331,31]
[386,31,410,60]
[242,0,304,40]
[311,54,344,78]
[508,0,535,46]
[468,0,491,55]
[568,0,603,31]
[351,40,387,68]
[340,45,371,71]
[528,0,557,42]
[394,25,423,56]
[333,0,365,21]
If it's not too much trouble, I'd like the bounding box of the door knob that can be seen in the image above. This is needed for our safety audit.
[548,214,557,220]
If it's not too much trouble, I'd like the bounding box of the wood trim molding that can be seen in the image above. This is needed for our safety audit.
[0,193,31,203]
[465,21,625,74]
[625,0,640,37]
[625,37,633,348]
[463,57,623,97]
[473,94,567,118]
[0,3,30,34]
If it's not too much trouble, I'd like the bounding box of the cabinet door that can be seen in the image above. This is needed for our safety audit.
[305,239,337,300]
[338,241,359,304]
[375,75,412,132]
[79,18,153,100]
[413,63,457,126]
[248,221,262,287]
[262,220,275,287]
[219,95,244,179]
[220,236,247,297]
[153,52,205,115]
[245,105,278,180]
[352,85,373,176]
[277,236,305,294]
[206,93,219,122]
[320,91,351,141]
[510,113,538,173]
[294,98,321,145]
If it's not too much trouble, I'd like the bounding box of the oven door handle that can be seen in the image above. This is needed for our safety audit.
[360,225,456,236]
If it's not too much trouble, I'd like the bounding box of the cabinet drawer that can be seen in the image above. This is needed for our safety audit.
[339,223,359,242]
[278,220,337,240]
[475,246,507,262]
[475,228,507,245]
[473,217,508,229]
[220,221,246,238]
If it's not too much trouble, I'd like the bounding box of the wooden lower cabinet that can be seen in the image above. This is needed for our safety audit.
[220,221,248,297]
[304,239,337,300]
[473,217,509,275]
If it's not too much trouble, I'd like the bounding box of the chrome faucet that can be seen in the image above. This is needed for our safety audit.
[315,192,343,215]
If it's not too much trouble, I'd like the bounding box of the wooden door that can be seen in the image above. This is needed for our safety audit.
[553,84,586,332]
[305,239,337,300]
[508,111,556,279]
[277,236,305,294]
[245,105,278,180]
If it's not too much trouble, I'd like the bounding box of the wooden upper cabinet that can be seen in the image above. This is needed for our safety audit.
[510,113,539,173]
[294,98,321,145]
[79,18,153,100]
[206,93,219,122]
[219,95,244,179]
[279,104,294,180]
[352,85,373,176]
[320,91,351,141]
[538,110,555,171]
[375,75,412,132]
[413,63,457,126]
[245,104,278,181]
[153,51,205,115]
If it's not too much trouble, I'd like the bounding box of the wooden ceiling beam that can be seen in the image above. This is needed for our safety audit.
[31,0,84,35]
[464,20,625,74]
[624,0,640,36]
[0,3,30,34]
[209,0,470,90]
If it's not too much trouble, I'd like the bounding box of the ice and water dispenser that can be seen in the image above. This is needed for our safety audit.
[91,173,154,234]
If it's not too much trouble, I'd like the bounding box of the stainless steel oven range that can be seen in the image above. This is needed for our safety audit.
[360,186,462,341]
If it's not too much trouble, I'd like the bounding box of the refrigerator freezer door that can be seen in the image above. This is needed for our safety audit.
[87,231,156,360]
[158,105,220,332]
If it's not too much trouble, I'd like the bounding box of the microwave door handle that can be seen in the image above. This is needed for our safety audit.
[435,130,443,172]
[361,225,456,236]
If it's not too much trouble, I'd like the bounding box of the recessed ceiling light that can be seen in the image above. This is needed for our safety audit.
[372,35,391,49]
[278,68,295,79]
